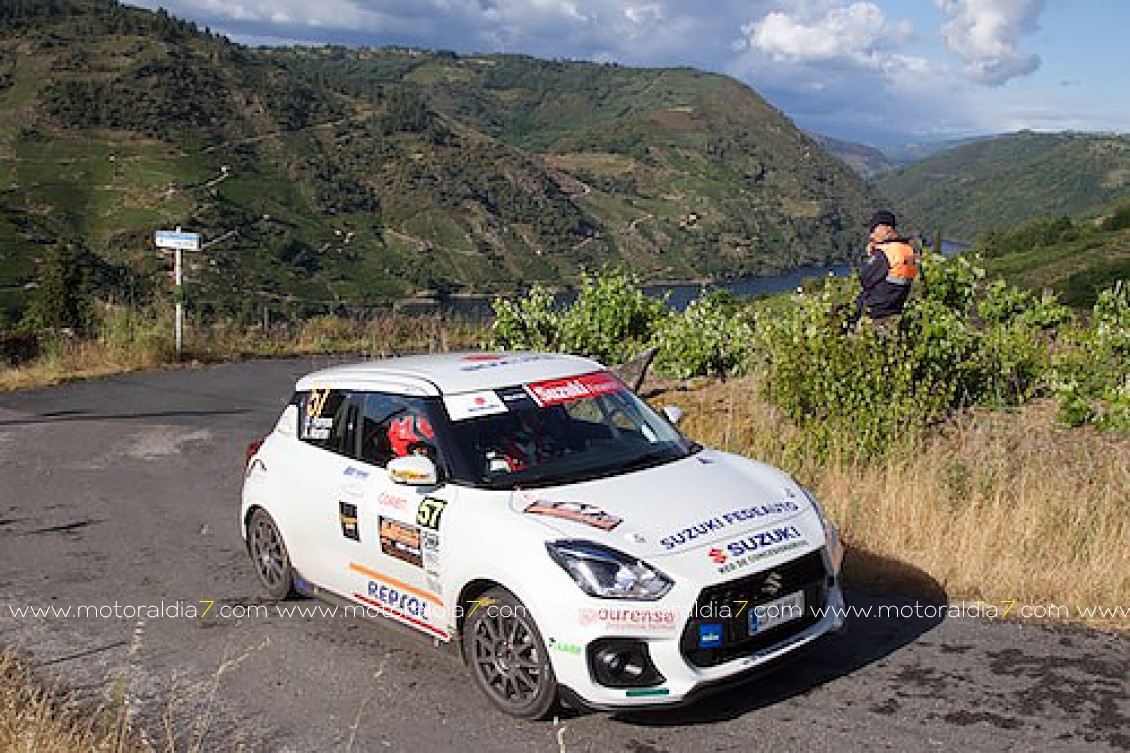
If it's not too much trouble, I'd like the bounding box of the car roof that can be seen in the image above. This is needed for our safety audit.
[294,352,608,396]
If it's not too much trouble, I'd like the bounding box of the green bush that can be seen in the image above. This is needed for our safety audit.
[489,262,1125,451]
[490,286,558,352]
[654,294,753,379]
[489,269,665,365]
[751,255,1069,458]
[1051,285,1129,431]
[558,270,666,364]
[918,251,983,313]
[977,280,1071,329]
[22,242,92,334]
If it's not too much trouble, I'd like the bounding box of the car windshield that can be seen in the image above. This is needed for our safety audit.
[442,371,697,490]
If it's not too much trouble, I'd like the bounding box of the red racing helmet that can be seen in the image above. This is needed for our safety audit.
[387,413,436,457]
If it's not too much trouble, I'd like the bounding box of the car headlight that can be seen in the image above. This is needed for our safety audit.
[546,541,673,600]
[801,487,844,572]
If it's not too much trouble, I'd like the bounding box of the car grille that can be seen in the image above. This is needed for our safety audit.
[681,549,829,668]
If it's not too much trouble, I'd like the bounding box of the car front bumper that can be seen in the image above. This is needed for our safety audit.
[543,550,846,710]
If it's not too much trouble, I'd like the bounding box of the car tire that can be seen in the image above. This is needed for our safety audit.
[247,508,296,599]
[463,587,558,719]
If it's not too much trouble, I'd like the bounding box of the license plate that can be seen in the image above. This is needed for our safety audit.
[749,590,805,635]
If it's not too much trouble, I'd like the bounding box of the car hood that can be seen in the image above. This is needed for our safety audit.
[508,448,816,560]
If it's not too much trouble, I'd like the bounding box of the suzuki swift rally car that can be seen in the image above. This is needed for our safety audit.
[241,352,845,717]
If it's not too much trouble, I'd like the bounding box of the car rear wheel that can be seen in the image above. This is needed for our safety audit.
[463,587,557,719]
[247,508,295,599]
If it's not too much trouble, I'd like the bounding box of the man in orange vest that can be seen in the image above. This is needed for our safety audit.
[855,210,920,328]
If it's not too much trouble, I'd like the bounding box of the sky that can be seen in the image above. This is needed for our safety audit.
[126,0,1130,145]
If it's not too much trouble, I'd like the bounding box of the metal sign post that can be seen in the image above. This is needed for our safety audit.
[154,229,201,360]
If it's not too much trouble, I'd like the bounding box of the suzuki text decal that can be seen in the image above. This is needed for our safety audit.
[708,525,808,575]
[524,371,622,407]
[659,500,802,550]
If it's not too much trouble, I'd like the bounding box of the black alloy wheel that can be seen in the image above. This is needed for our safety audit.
[247,508,295,599]
[463,587,557,719]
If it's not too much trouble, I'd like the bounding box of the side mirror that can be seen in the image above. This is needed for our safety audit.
[662,406,684,425]
[388,455,439,486]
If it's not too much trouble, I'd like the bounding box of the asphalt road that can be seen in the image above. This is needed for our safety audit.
[1,359,1126,752]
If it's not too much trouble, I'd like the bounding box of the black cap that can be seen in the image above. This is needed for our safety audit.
[868,210,897,231]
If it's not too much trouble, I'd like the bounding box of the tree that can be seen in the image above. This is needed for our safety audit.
[23,242,87,332]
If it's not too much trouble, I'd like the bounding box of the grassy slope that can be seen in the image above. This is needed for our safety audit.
[969,202,1130,307]
[980,227,1129,307]
[253,49,875,277]
[877,131,1130,238]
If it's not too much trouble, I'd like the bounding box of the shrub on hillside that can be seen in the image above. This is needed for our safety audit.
[752,256,1064,457]
[490,286,558,353]
[654,292,753,379]
[1052,284,1129,431]
[557,270,666,364]
[490,269,666,365]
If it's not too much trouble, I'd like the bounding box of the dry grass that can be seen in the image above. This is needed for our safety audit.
[0,313,487,392]
[669,376,1130,629]
[0,651,142,752]
[0,339,166,392]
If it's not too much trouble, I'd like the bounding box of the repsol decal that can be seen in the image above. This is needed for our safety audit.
[367,580,429,619]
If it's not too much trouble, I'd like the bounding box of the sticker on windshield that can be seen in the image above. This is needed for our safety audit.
[523,499,623,531]
[444,390,508,421]
[525,372,622,407]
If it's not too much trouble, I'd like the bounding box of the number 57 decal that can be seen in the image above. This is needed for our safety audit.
[417,497,447,530]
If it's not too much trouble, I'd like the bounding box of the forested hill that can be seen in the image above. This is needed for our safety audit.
[0,0,874,318]
[877,131,1129,240]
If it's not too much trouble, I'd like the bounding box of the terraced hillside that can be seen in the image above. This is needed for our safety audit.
[877,131,1129,239]
[0,0,874,319]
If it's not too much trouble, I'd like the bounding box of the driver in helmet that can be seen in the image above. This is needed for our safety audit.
[387,407,437,460]
[487,409,563,473]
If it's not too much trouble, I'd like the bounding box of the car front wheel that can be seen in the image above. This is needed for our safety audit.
[247,508,295,599]
[463,587,557,719]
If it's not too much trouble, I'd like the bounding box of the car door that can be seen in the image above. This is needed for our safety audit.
[333,391,456,642]
[286,387,364,591]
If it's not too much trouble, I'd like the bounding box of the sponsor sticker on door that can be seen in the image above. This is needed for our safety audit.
[380,517,423,568]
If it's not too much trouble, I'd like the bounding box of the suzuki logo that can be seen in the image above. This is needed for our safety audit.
[708,547,727,564]
[762,572,783,596]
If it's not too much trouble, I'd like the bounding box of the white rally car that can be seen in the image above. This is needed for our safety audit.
[241,352,845,717]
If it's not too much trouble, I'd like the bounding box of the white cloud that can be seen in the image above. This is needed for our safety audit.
[744,2,910,69]
[180,0,368,26]
[727,2,960,143]
[624,3,663,26]
[937,0,1046,85]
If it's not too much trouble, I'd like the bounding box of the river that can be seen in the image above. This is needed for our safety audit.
[398,239,970,319]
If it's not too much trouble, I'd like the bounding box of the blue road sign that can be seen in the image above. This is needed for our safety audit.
[155,230,201,251]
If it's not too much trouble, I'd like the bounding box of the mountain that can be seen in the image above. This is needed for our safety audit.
[876,131,1130,240]
[0,0,874,320]
[809,134,900,181]
[813,133,1004,182]
[876,135,1000,166]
